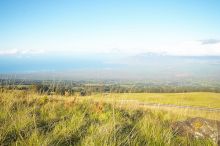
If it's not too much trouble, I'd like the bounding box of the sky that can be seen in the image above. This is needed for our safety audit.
[0,0,220,73]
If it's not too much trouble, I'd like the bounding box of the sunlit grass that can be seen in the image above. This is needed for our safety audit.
[85,92,220,108]
[0,90,218,145]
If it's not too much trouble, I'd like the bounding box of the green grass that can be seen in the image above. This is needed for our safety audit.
[0,90,218,145]
[88,92,220,108]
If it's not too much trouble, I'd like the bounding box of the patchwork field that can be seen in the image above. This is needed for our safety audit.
[0,90,220,145]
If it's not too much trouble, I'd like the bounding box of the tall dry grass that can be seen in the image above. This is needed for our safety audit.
[0,90,216,146]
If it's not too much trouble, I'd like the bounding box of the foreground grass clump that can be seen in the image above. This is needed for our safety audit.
[0,91,215,146]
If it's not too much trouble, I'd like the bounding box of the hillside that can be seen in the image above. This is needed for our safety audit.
[0,90,219,145]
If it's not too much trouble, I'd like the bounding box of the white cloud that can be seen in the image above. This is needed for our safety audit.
[199,39,220,45]
[1,39,220,57]
[0,48,45,56]
[0,49,18,55]
[164,40,220,56]
[110,40,220,56]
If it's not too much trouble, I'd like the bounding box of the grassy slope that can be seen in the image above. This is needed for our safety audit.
[89,92,220,108]
[0,91,219,145]
[83,92,220,121]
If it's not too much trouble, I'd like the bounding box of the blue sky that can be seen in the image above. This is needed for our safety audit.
[0,0,220,72]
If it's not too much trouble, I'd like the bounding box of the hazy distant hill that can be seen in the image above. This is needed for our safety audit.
[1,53,220,81]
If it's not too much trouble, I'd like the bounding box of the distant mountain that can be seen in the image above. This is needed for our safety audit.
[0,53,220,81]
